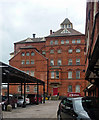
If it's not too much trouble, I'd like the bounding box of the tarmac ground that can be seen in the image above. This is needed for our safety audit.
[2,100,60,119]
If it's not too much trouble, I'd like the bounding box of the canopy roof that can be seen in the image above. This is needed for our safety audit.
[0,62,44,84]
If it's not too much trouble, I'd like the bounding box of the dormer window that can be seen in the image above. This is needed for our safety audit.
[61,28,70,33]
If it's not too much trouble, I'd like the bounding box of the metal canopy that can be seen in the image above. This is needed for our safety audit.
[0,61,45,106]
[0,61,44,84]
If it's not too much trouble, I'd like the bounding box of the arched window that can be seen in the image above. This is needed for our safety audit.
[76,49,80,53]
[31,52,35,56]
[75,85,80,93]
[26,52,30,56]
[21,52,25,56]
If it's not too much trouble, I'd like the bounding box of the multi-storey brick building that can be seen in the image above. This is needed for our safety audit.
[85,1,99,97]
[9,18,87,97]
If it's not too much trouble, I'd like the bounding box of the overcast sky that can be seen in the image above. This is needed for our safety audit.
[0,0,86,64]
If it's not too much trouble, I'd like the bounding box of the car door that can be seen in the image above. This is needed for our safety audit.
[61,99,75,120]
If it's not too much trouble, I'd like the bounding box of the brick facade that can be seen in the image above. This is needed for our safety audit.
[85,2,99,97]
[9,18,87,97]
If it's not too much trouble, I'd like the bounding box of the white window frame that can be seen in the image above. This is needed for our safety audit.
[26,85,30,92]
[68,59,72,65]
[57,59,62,66]
[26,52,30,56]
[50,40,53,45]
[56,71,59,79]
[76,71,80,79]
[68,49,73,53]
[76,49,80,53]
[21,60,25,65]
[51,71,54,79]
[61,40,64,44]
[76,59,80,65]
[68,71,72,79]
[42,51,46,55]
[34,86,37,93]
[72,40,76,44]
[75,85,80,93]
[57,49,62,54]
[31,52,35,56]
[77,39,81,44]
[66,40,69,44]
[31,71,34,76]
[55,40,58,45]
[26,71,29,75]
[68,85,72,92]
[18,86,21,92]
[50,59,54,66]
[50,49,54,54]
[26,60,29,64]
[21,52,25,56]
[31,60,34,64]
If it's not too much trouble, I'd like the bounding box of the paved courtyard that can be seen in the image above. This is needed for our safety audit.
[2,100,60,119]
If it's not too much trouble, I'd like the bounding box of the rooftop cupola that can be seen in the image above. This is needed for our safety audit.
[60,18,73,29]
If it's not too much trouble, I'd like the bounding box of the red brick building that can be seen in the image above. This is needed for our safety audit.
[85,1,99,97]
[9,18,87,97]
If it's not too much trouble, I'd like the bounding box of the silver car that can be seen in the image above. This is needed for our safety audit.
[17,96,30,107]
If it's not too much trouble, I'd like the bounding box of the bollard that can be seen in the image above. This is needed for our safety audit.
[7,104,12,112]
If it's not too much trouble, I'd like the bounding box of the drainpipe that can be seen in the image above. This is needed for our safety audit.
[47,59,49,95]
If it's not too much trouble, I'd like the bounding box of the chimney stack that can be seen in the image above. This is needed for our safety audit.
[33,34,36,38]
[50,30,52,35]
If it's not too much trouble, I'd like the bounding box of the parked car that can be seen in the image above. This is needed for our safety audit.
[0,99,3,120]
[27,94,42,104]
[17,96,30,106]
[2,95,17,111]
[57,97,99,120]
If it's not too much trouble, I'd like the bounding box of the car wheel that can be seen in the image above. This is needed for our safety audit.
[14,103,17,109]
[57,114,62,120]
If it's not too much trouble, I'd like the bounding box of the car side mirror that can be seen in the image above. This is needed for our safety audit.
[65,106,71,110]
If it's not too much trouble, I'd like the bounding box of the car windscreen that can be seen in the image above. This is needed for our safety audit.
[74,99,84,111]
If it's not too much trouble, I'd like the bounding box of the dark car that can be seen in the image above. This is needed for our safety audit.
[27,94,42,104]
[57,97,99,120]
[2,95,17,111]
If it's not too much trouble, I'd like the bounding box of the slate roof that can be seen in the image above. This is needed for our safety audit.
[15,37,46,44]
[46,28,84,37]
[60,18,72,25]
